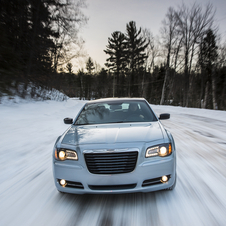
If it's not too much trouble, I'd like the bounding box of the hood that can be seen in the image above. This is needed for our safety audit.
[61,122,164,145]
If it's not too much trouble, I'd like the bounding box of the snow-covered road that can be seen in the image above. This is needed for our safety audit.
[0,99,226,226]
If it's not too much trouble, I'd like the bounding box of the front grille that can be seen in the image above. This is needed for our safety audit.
[84,151,138,174]
[89,184,137,190]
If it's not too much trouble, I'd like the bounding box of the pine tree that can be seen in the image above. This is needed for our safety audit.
[104,31,127,97]
[86,57,95,74]
[125,21,149,97]
[85,57,95,99]
[66,63,73,74]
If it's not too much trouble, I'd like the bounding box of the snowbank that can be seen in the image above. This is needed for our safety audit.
[0,83,68,105]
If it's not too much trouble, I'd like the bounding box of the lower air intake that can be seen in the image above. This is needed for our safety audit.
[89,184,137,190]
[142,175,171,187]
[58,179,84,189]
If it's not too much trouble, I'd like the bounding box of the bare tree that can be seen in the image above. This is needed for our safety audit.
[217,41,226,68]
[49,0,88,72]
[217,42,226,109]
[175,3,215,106]
[142,30,161,73]
[160,7,182,105]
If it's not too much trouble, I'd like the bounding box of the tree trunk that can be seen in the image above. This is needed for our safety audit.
[127,72,131,97]
[27,1,41,77]
[184,49,189,107]
[200,73,204,108]
[203,81,209,109]
[141,70,146,97]
[187,73,194,107]
[220,74,226,110]
[113,73,115,97]
[160,68,169,105]
[211,67,218,110]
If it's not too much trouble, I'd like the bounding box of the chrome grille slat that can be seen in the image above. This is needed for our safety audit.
[85,158,137,162]
[87,162,136,166]
[84,151,138,174]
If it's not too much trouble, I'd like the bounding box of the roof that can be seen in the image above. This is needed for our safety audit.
[87,97,147,104]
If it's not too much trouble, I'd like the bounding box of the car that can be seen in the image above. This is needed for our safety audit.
[52,98,176,194]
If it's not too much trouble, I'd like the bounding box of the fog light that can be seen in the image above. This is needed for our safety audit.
[161,175,168,183]
[60,179,67,187]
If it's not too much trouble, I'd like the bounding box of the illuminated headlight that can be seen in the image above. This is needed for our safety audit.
[159,147,167,156]
[55,149,78,161]
[146,144,172,158]
[59,151,66,160]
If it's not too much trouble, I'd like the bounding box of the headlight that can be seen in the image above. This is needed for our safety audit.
[55,149,78,161]
[146,144,172,158]
[58,151,66,160]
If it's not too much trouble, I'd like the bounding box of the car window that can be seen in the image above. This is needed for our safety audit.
[75,100,157,125]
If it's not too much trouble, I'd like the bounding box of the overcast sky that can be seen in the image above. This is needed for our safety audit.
[76,0,226,71]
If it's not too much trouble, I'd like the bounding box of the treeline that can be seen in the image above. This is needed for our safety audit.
[101,3,226,110]
[0,0,87,97]
[59,3,226,110]
[1,1,226,110]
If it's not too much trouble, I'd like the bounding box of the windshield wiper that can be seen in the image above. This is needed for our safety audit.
[76,121,127,125]
[75,123,90,125]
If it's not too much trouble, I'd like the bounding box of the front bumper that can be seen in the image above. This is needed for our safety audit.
[53,152,176,194]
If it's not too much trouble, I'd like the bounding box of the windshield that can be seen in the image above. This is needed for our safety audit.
[75,100,157,125]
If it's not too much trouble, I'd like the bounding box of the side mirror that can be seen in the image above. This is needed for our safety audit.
[64,118,73,124]
[159,113,170,120]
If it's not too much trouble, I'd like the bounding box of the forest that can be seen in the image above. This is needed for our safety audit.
[0,0,226,110]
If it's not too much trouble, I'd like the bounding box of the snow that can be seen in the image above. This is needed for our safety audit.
[0,98,226,226]
[0,85,68,105]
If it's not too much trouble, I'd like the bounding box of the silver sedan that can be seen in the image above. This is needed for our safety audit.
[52,98,176,194]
